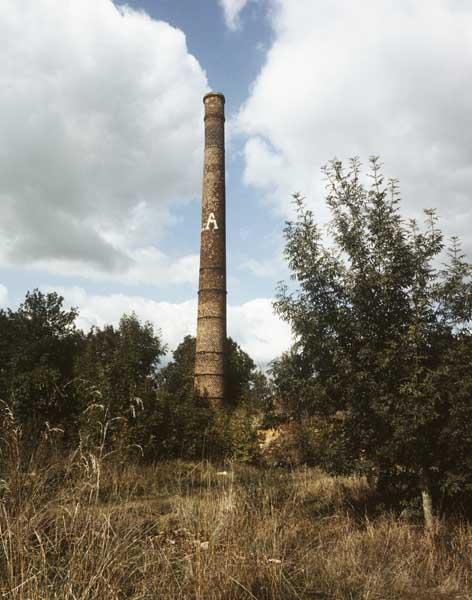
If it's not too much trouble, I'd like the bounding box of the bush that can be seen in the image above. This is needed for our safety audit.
[274,157,472,523]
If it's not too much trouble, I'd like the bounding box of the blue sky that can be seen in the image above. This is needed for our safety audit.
[1,0,471,363]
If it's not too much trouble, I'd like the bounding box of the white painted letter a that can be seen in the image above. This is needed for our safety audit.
[203,212,218,231]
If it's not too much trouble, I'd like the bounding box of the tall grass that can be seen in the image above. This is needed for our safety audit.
[0,415,470,598]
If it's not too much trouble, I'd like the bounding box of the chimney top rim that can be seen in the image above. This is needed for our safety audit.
[203,91,225,103]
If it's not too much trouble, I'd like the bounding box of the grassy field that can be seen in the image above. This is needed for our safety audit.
[0,456,471,599]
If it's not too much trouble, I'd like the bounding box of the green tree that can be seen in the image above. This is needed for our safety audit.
[225,337,256,407]
[145,335,209,459]
[75,313,165,453]
[150,335,261,460]
[0,290,82,445]
[274,157,472,527]
[158,335,257,408]
[156,335,196,401]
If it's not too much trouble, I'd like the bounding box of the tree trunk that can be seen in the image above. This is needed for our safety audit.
[420,472,435,533]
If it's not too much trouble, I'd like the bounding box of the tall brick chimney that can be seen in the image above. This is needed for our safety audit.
[194,92,226,406]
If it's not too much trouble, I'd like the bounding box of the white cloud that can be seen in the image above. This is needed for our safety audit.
[57,286,197,352]
[240,256,283,278]
[49,287,292,364]
[229,298,292,365]
[0,0,208,281]
[0,285,8,307]
[33,248,200,287]
[219,0,250,30]
[238,0,472,256]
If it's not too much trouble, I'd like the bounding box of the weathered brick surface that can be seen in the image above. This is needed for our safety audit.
[194,92,226,406]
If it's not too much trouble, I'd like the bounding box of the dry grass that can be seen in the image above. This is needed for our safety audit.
[0,456,471,599]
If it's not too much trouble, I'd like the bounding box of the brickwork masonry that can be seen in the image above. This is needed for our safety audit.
[194,92,226,406]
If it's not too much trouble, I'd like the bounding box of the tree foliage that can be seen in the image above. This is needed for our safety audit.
[150,335,263,460]
[74,313,165,452]
[0,290,82,443]
[0,289,264,463]
[274,157,472,514]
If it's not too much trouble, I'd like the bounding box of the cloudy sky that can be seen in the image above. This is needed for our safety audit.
[1,0,471,364]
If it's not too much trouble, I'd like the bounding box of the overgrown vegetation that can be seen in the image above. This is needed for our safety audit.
[0,427,470,599]
[273,158,472,526]
[0,157,471,596]
[0,292,266,464]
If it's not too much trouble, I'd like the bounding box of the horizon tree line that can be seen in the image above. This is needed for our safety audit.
[0,156,471,528]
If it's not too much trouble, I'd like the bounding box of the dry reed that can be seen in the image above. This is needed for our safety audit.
[0,451,470,599]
